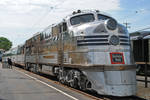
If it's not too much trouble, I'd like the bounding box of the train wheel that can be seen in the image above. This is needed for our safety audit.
[36,64,40,74]
[70,78,78,88]
[58,75,65,84]
[32,64,39,74]
[57,72,65,84]
[79,75,87,90]
[26,63,30,71]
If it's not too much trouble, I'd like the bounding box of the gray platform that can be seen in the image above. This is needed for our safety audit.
[0,63,91,100]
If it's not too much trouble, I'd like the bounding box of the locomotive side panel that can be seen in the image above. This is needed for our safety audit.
[16,54,25,66]
[38,53,58,64]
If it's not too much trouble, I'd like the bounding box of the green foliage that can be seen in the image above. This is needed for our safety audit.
[0,37,12,51]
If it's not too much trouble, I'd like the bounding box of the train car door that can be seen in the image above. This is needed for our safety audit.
[57,22,68,65]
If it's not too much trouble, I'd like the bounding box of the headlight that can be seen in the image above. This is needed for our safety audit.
[80,31,84,35]
[106,19,117,30]
[109,35,119,45]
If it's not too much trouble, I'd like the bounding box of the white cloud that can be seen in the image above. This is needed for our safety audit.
[0,0,120,47]
[58,0,120,11]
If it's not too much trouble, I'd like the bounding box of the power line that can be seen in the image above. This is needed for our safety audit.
[30,0,67,32]
[30,7,55,30]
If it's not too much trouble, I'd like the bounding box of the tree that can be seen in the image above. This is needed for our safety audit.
[0,37,12,51]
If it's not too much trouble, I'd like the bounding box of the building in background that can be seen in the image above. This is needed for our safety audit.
[130,31,150,74]
[0,49,5,61]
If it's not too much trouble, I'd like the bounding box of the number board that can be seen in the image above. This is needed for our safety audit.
[110,52,125,64]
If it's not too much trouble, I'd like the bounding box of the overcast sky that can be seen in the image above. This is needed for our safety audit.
[0,0,150,47]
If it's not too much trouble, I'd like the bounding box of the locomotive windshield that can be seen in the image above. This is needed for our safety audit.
[70,14,95,25]
[98,14,111,20]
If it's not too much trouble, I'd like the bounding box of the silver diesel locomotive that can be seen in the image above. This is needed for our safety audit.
[4,10,137,96]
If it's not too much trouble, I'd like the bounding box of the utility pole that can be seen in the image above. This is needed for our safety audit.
[123,21,131,29]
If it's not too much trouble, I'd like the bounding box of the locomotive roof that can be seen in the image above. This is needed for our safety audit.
[130,31,150,40]
[65,10,111,20]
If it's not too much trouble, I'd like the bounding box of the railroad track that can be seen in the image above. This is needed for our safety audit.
[14,66,146,100]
